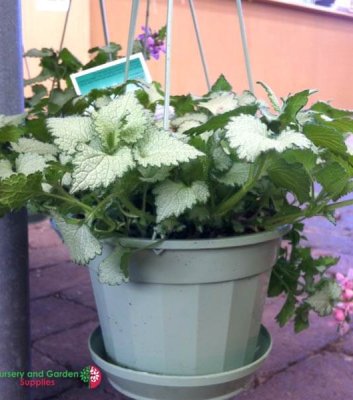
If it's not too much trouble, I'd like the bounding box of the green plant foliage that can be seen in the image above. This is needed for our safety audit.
[1,63,353,329]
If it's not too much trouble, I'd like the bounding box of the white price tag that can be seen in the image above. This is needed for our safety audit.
[36,0,70,12]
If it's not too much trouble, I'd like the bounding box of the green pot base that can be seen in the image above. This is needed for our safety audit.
[88,325,272,400]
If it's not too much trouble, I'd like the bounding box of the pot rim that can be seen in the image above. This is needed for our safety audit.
[114,225,291,251]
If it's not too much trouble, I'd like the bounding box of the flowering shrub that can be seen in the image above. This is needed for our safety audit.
[333,270,353,334]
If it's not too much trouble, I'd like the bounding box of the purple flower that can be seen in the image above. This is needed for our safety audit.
[136,26,166,60]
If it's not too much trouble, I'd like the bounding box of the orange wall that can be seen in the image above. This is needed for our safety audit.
[22,0,90,82]
[90,0,353,108]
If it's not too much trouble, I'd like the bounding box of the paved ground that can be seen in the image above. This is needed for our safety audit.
[27,204,353,400]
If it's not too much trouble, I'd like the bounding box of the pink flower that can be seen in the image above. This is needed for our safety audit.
[333,308,346,322]
[332,269,353,334]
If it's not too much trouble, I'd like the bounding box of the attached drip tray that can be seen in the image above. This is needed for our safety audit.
[89,325,272,400]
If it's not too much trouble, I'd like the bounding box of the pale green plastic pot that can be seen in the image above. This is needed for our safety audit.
[89,324,272,400]
[88,226,289,380]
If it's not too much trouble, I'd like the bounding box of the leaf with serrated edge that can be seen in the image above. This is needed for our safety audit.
[93,92,152,148]
[171,113,207,134]
[154,180,209,222]
[226,114,313,162]
[134,130,203,168]
[54,215,102,264]
[11,138,58,155]
[268,158,311,203]
[257,81,281,113]
[199,92,238,115]
[98,245,130,285]
[0,113,25,128]
[71,144,135,193]
[0,160,14,180]
[138,166,171,183]
[218,163,251,187]
[306,280,341,316]
[0,173,42,209]
[47,116,94,155]
[15,153,52,176]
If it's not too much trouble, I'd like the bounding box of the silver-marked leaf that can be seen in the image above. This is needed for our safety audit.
[154,180,210,222]
[0,113,25,128]
[226,114,313,162]
[54,215,102,264]
[98,245,130,285]
[199,92,238,115]
[218,163,251,187]
[306,280,341,316]
[11,138,58,155]
[15,153,53,175]
[212,146,232,171]
[71,145,135,193]
[171,113,208,134]
[238,91,257,106]
[134,130,203,168]
[93,92,152,149]
[47,116,94,154]
[0,160,14,179]
[138,166,171,183]
[257,81,281,113]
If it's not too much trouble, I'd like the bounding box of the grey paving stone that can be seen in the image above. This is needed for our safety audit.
[30,348,76,400]
[30,245,70,270]
[60,281,97,310]
[29,220,63,250]
[258,297,339,380]
[55,383,121,399]
[33,320,99,370]
[30,262,90,299]
[327,331,353,356]
[236,352,353,400]
[31,296,97,341]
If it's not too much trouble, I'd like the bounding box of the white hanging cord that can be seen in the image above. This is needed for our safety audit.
[235,0,254,92]
[188,0,210,91]
[58,0,72,52]
[163,0,174,130]
[99,0,112,60]
[124,0,140,82]
[22,45,31,80]
[143,0,151,59]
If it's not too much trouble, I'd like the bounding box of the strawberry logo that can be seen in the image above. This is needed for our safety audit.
[80,365,102,389]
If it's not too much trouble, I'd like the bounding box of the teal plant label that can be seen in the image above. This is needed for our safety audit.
[71,53,152,95]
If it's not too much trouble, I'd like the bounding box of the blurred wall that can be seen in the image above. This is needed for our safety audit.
[22,0,90,83]
[90,0,353,108]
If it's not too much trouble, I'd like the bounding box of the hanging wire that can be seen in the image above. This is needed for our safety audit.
[235,0,254,92]
[99,0,112,61]
[124,0,140,82]
[22,45,31,81]
[58,0,72,52]
[188,0,210,91]
[163,0,174,130]
[143,0,151,59]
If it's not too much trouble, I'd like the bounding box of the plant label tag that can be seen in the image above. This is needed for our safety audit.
[70,53,152,96]
[36,0,70,12]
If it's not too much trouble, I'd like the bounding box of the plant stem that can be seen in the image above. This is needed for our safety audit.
[120,196,154,223]
[43,192,93,213]
[325,198,353,212]
[215,157,266,217]
[142,184,148,213]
